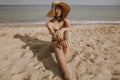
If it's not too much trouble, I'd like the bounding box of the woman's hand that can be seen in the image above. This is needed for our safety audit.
[52,32,62,41]
[60,40,68,48]
[52,32,57,39]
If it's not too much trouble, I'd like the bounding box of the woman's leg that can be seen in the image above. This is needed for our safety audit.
[51,42,72,80]
[63,31,71,56]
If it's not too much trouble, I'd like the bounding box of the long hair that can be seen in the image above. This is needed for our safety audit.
[54,5,66,22]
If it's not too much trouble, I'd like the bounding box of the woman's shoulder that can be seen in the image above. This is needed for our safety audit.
[46,19,54,25]
[49,18,56,23]
[64,18,70,24]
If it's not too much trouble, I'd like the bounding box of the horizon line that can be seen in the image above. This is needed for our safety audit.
[0,4,120,6]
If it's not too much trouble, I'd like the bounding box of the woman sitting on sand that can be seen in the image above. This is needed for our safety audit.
[46,1,73,80]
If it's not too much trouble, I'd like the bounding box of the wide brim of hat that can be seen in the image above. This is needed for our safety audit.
[46,6,56,17]
[46,2,70,17]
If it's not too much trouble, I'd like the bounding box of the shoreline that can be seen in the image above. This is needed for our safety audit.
[0,20,120,26]
[0,23,120,28]
[0,23,120,30]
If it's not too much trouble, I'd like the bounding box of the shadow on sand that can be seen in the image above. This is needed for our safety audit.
[14,34,61,77]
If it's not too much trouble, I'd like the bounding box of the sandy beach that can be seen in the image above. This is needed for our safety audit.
[0,24,120,80]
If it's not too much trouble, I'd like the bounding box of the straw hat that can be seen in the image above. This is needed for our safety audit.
[46,0,70,17]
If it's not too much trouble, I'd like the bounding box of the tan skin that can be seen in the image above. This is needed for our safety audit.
[46,5,73,80]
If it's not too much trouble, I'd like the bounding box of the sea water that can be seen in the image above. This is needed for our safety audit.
[0,5,120,25]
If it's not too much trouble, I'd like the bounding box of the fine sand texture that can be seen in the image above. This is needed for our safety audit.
[0,24,120,80]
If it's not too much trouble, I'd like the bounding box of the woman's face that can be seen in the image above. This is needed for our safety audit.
[55,6,62,16]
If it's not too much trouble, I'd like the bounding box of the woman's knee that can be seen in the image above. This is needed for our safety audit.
[64,31,71,46]
[65,31,71,35]
[64,31,71,39]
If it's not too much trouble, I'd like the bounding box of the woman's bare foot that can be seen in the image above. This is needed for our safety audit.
[64,72,73,80]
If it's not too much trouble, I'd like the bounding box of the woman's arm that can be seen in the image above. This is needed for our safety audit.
[46,22,55,36]
[60,18,71,32]
[56,18,71,34]
[55,18,71,41]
